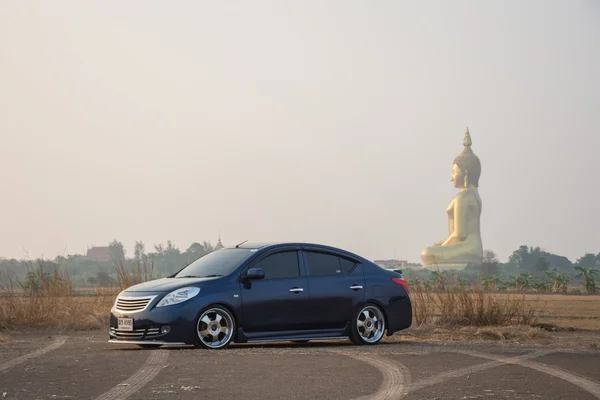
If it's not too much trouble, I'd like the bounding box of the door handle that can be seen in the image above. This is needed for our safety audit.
[289,288,304,293]
[349,285,363,290]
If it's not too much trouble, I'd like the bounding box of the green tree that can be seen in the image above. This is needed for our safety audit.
[515,273,535,291]
[481,275,502,291]
[96,270,115,287]
[480,249,499,277]
[508,245,530,271]
[545,269,570,293]
[164,241,180,257]
[186,242,206,255]
[576,253,600,267]
[184,242,211,264]
[23,271,41,291]
[202,241,215,254]
[574,267,599,294]
[534,257,550,273]
[134,241,146,261]
[429,271,446,291]
[154,241,180,257]
[108,240,126,262]
[506,245,572,275]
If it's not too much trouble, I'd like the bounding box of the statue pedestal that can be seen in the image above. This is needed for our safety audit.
[422,263,469,271]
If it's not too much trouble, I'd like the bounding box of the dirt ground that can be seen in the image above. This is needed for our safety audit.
[1,329,600,400]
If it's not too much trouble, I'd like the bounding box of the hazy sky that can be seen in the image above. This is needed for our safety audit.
[1,0,599,263]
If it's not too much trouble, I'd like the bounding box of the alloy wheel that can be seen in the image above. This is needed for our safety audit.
[352,305,386,345]
[196,306,235,349]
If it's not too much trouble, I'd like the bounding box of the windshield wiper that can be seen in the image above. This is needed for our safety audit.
[177,274,223,278]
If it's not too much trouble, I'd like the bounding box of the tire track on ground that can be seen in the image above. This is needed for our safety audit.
[464,351,600,399]
[0,336,67,373]
[93,349,169,400]
[409,350,551,393]
[328,349,411,400]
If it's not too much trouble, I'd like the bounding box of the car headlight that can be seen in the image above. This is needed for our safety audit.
[156,287,201,308]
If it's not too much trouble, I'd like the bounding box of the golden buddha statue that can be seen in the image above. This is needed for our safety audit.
[420,128,483,270]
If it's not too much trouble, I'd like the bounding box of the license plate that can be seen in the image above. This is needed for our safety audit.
[118,317,133,331]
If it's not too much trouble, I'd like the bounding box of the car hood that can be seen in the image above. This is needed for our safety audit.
[123,277,218,293]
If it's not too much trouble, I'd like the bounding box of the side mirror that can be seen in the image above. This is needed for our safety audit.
[244,268,265,281]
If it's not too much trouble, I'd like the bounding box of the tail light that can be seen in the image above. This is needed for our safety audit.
[391,277,410,294]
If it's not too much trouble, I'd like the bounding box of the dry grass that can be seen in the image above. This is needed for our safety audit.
[114,258,155,290]
[402,277,552,345]
[0,295,113,331]
[0,258,155,331]
[0,262,122,331]
[409,279,544,328]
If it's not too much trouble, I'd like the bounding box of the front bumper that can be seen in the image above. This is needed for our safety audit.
[109,294,202,345]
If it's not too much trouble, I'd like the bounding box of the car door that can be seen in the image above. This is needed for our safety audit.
[302,249,366,330]
[240,249,311,334]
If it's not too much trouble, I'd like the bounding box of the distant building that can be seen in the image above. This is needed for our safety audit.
[374,259,408,269]
[85,246,112,262]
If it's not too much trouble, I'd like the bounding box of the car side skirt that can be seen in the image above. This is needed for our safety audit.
[235,326,350,343]
[247,336,349,343]
[108,339,187,345]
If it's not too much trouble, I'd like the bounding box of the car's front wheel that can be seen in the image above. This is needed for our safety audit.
[349,304,386,345]
[194,305,236,350]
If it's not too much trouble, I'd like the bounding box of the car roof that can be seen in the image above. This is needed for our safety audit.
[229,241,278,249]
[226,241,367,261]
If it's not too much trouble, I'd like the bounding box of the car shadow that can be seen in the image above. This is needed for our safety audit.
[112,339,405,351]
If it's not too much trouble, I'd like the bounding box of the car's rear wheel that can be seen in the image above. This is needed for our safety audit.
[349,304,386,345]
[194,305,235,350]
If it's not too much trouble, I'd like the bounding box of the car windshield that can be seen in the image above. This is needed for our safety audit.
[173,248,255,278]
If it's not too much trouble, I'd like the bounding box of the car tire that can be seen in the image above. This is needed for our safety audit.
[349,303,386,345]
[194,305,236,350]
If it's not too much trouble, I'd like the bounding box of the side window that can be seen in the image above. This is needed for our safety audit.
[339,257,358,274]
[305,251,359,276]
[252,251,300,280]
[304,252,338,276]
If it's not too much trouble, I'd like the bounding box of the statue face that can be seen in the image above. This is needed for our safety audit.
[451,163,465,188]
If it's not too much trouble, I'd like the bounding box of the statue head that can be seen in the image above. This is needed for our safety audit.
[451,127,481,188]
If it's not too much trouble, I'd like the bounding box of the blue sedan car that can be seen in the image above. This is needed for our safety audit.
[109,242,412,349]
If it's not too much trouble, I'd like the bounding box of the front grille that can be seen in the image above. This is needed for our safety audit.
[110,327,161,339]
[115,296,153,312]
